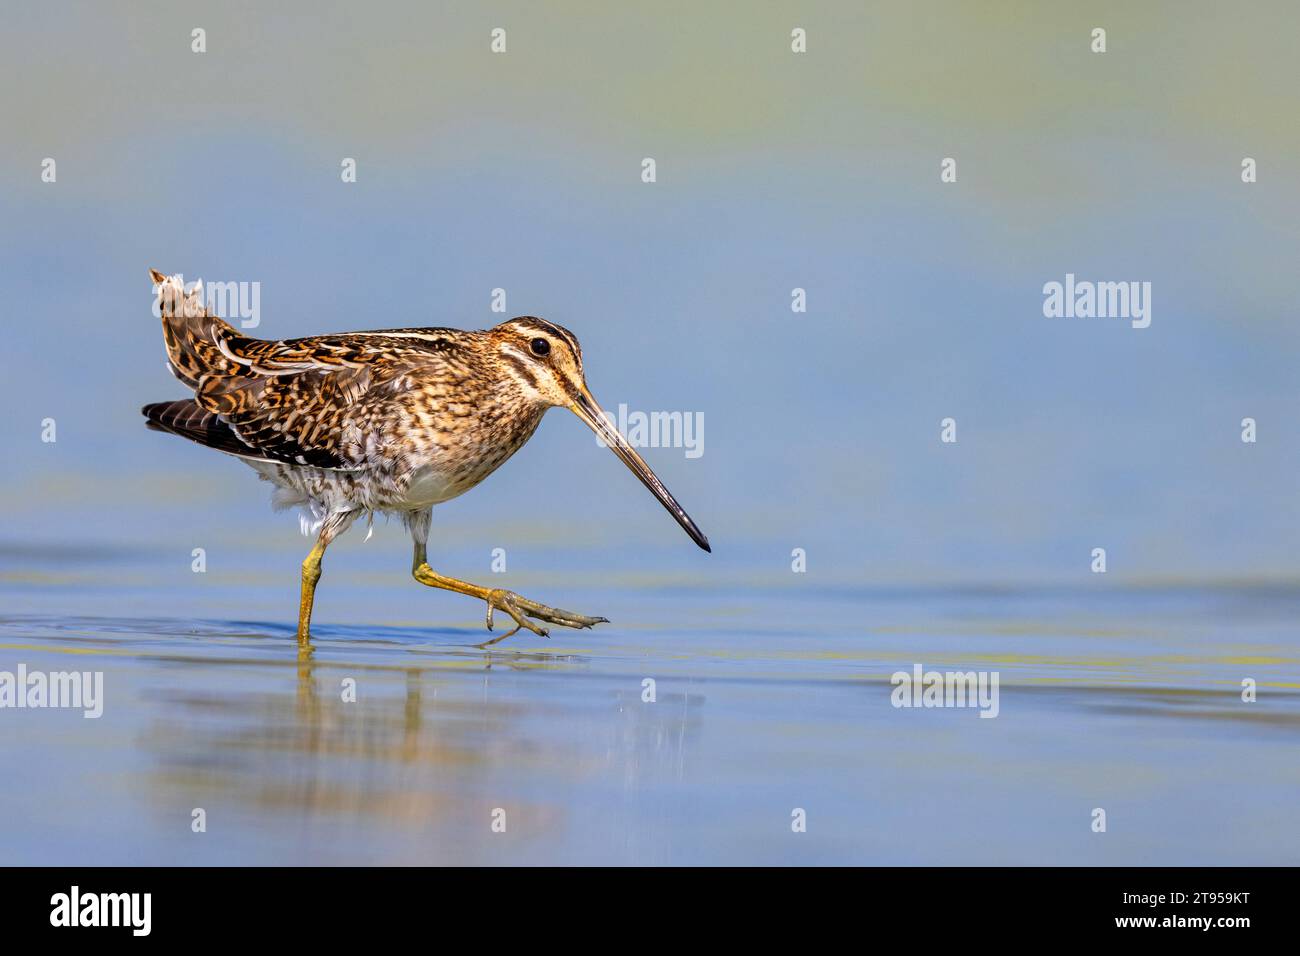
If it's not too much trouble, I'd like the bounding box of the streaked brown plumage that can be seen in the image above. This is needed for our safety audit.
[142,270,709,647]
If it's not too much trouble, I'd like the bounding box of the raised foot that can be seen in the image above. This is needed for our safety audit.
[480,588,609,647]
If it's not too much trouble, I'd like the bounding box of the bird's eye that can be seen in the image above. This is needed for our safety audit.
[530,337,551,357]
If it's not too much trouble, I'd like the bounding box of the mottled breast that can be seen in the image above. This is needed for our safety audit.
[386,400,547,509]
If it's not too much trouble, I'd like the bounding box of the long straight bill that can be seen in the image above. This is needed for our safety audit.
[571,391,711,552]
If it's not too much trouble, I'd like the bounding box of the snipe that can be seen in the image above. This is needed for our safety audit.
[142,270,709,646]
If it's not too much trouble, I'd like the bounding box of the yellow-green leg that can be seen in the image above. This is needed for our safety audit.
[296,511,357,644]
[410,540,607,646]
[296,537,328,644]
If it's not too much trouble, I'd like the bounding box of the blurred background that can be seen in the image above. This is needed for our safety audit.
[3,0,1299,585]
[1,2,1298,865]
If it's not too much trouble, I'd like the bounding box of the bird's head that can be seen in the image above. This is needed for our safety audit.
[491,316,710,553]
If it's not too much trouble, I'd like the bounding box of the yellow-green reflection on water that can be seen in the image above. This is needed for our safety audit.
[2,578,1298,865]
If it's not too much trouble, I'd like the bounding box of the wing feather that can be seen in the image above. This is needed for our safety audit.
[189,338,420,469]
[147,272,466,470]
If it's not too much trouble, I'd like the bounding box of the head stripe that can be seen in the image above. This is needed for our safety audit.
[508,317,582,362]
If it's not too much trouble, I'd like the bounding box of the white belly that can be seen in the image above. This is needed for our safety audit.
[399,463,472,508]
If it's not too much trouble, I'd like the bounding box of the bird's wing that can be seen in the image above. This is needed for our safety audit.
[143,399,275,462]
[191,332,463,470]
[149,271,467,470]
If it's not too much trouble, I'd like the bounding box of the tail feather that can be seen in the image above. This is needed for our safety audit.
[149,269,242,390]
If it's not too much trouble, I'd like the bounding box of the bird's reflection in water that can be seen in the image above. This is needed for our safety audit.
[139,636,704,860]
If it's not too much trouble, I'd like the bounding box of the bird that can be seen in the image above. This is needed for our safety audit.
[141,269,710,646]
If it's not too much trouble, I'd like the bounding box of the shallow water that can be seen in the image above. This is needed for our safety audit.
[3,546,1297,866]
